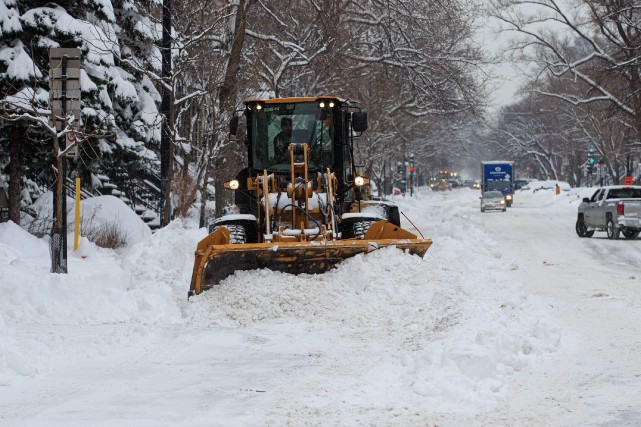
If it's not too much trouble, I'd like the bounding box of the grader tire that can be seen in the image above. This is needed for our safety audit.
[213,224,246,244]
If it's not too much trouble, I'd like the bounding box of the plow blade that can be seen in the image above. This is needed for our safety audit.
[189,227,432,296]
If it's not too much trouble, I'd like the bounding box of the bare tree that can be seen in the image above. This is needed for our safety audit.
[490,0,641,176]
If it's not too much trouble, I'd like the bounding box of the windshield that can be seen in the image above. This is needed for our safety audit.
[251,102,334,172]
[484,191,504,198]
[487,180,511,191]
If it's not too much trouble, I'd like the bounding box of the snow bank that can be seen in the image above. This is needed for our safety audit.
[1,187,562,413]
[31,193,152,246]
[80,195,152,245]
[0,216,200,383]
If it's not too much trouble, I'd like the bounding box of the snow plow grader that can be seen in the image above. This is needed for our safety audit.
[189,96,432,296]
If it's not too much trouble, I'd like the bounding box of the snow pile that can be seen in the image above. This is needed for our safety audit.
[516,182,595,210]
[31,193,152,245]
[0,198,198,383]
[1,188,563,417]
[187,191,562,413]
[521,179,571,192]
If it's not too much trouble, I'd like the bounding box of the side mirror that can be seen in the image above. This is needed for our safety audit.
[229,116,239,136]
[352,111,368,133]
[582,197,590,203]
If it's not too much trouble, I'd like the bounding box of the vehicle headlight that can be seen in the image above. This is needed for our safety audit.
[354,176,369,187]
[500,200,505,204]
[506,195,512,200]
[225,179,240,190]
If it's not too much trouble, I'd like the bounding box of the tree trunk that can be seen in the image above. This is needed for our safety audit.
[198,102,210,229]
[8,124,22,224]
[199,155,212,229]
[215,0,253,216]
[160,0,173,226]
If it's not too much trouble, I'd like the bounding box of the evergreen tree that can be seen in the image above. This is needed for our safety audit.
[109,0,162,205]
[0,1,164,223]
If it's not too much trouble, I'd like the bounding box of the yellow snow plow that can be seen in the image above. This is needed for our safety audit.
[189,221,431,295]
[188,97,432,297]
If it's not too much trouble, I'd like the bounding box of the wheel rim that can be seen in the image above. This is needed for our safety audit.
[576,218,587,237]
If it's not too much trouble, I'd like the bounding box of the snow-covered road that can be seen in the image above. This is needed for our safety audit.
[1,186,640,426]
[478,190,641,426]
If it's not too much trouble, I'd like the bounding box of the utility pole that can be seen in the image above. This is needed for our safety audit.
[49,48,81,274]
[409,151,415,197]
[160,0,172,226]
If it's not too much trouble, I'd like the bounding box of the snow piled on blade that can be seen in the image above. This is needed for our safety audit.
[121,220,205,313]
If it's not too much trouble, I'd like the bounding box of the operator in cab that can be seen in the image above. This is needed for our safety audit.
[270,117,292,162]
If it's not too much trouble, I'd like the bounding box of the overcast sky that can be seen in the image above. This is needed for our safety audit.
[478,0,577,110]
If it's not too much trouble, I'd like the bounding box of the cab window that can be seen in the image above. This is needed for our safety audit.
[590,189,602,203]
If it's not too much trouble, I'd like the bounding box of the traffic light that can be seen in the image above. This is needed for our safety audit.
[588,152,595,164]
[409,157,414,173]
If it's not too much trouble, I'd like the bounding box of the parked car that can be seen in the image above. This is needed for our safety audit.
[576,185,641,239]
[514,179,530,190]
[480,190,506,212]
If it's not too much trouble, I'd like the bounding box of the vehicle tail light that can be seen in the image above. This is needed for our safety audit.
[617,203,624,216]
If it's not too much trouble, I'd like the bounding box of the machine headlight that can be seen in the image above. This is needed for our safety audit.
[354,176,369,187]
[225,179,240,190]
[506,195,512,200]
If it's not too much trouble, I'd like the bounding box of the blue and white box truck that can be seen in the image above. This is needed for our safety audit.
[481,161,515,207]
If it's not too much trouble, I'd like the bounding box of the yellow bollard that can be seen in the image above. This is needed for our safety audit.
[74,177,80,251]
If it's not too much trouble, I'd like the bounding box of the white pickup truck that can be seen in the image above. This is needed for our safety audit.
[576,185,641,239]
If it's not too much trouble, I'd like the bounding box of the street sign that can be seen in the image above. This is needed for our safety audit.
[50,99,81,116]
[50,79,81,98]
[49,48,81,132]
[64,130,78,158]
[48,48,81,276]
[49,66,81,80]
